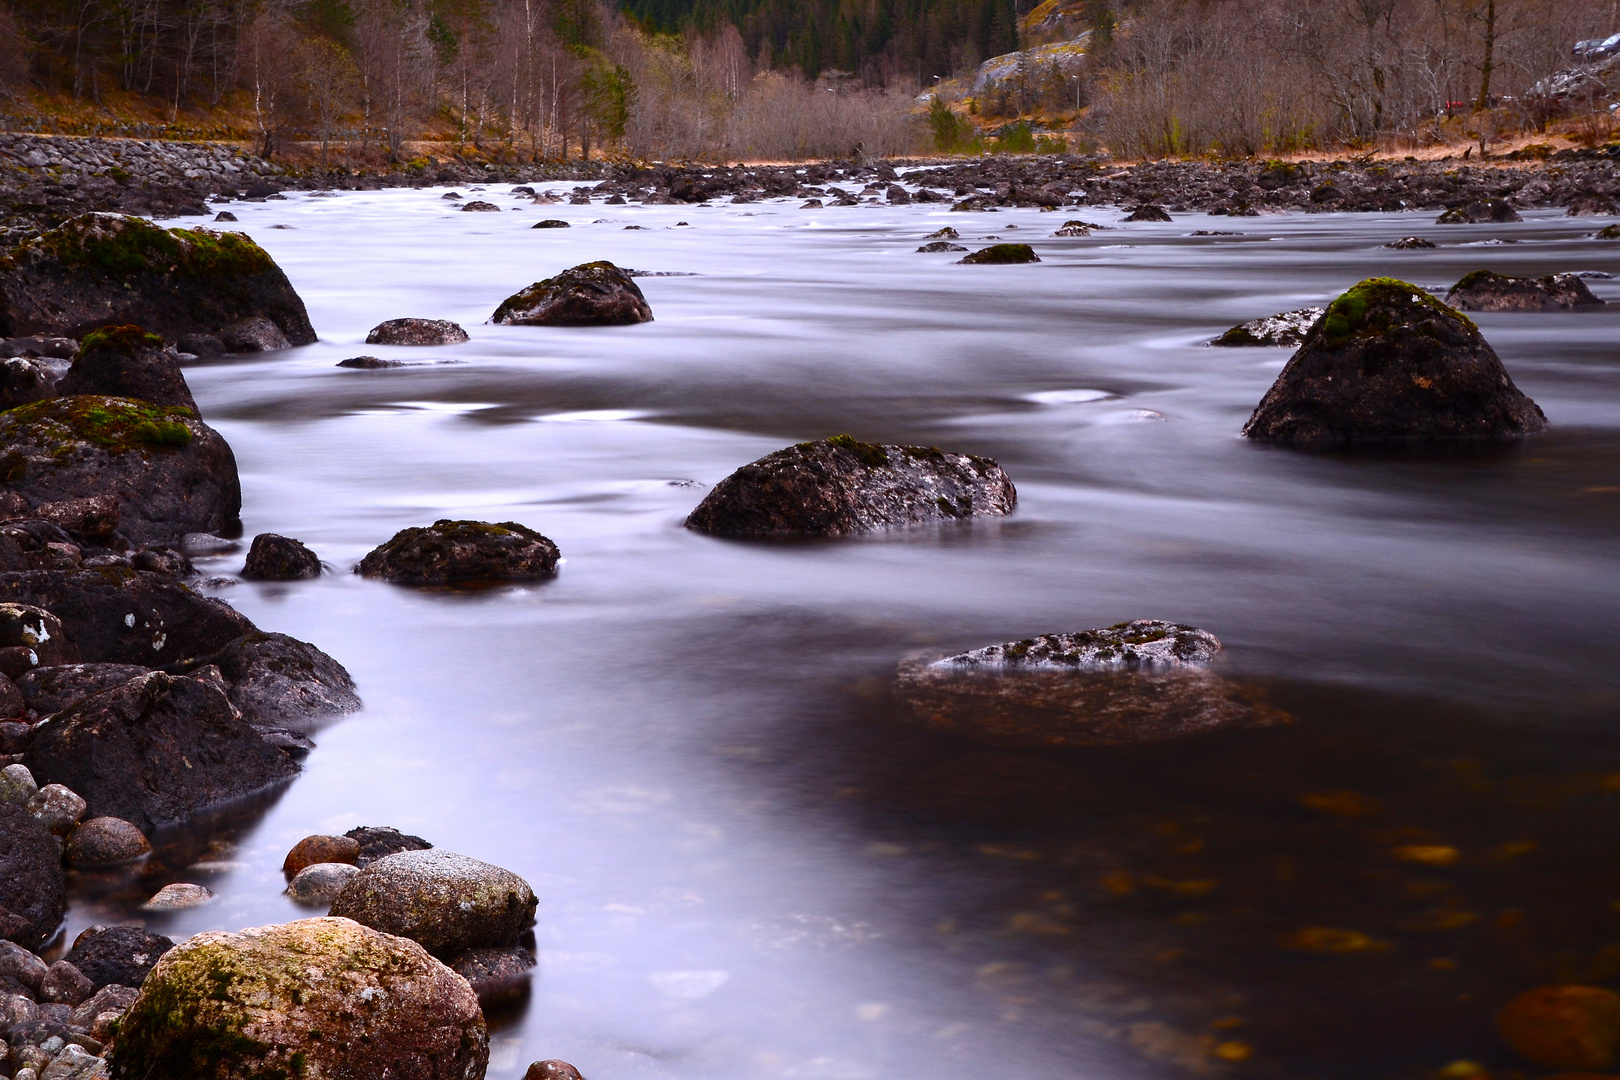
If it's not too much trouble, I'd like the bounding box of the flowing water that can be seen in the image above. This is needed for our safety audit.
[57,186,1620,1080]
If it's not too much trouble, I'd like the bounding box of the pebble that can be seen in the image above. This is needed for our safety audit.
[139,883,214,911]
[64,818,152,866]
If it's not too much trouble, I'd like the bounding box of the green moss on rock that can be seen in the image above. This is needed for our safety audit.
[825,434,890,467]
[77,324,164,359]
[1,396,194,455]
[1321,277,1471,347]
[30,213,274,284]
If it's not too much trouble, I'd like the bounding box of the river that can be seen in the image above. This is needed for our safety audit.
[62,184,1620,1080]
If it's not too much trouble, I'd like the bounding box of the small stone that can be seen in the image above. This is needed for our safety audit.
[64,818,151,867]
[241,534,322,581]
[38,1042,106,1079]
[41,961,92,1005]
[364,319,469,346]
[283,834,361,876]
[285,862,360,906]
[138,883,213,911]
[26,785,87,834]
[524,1061,586,1080]
[1498,986,1620,1070]
[0,762,37,806]
[0,939,49,990]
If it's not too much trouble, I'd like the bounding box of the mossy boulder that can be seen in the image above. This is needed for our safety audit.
[0,395,240,544]
[685,435,1017,538]
[56,325,199,412]
[0,213,315,345]
[108,916,489,1080]
[1212,306,1325,347]
[1445,270,1605,312]
[896,620,1290,747]
[1241,277,1547,442]
[959,243,1039,265]
[328,849,537,958]
[356,519,560,584]
[491,261,652,326]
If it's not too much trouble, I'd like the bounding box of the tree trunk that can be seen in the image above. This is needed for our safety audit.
[1473,0,1496,112]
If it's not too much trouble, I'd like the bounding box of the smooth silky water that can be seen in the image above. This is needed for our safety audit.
[54,186,1620,1080]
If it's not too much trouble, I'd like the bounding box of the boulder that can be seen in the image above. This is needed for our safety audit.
[107,917,488,1080]
[959,244,1039,265]
[64,817,151,866]
[0,356,62,410]
[357,519,561,585]
[219,316,291,353]
[329,849,538,958]
[1598,224,1620,240]
[1241,277,1547,442]
[0,213,316,345]
[1212,307,1326,347]
[286,862,361,907]
[23,672,299,833]
[1386,236,1437,249]
[40,1043,106,1078]
[178,333,224,356]
[53,326,198,412]
[925,227,961,239]
[283,834,361,876]
[346,825,433,866]
[491,261,652,327]
[1445,270,1606,312]
[26,783,87,834]
[896,620,1290,747]
[0,395,240,544]
[17,664,151,716]
[1437,199,1522,224]
[63,926,173,990]
[0,802,66,948]
[1497,985,1620,1070]
[240,533,321,581]
[450,945,536,1007]
[365,319,469,347]
[1124,204,1173,222]
[685,436,1017,538]
[189,631,359,727]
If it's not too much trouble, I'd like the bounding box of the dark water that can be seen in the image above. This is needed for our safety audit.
[63,189,1620,1079]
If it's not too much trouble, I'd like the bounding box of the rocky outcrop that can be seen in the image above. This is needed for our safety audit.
[1444,270,1606,311]
[896,620,1290,747]
[685,436,1016,538]
[1212,307,1325,347]
[0,395,241,544]
[0,802,66,948]
[240,533,321,581]
[491,261,653,326]
[22,671,300,832]
[1241,277,1547,442]
[0,213,315,345]
[53,325,199,412]
[357,519,561,584]
[960,243,1039,265]
[108,917,489,1080]
[329,849,537,958]
[365,319,469,346]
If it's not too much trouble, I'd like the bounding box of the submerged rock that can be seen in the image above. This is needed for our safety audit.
[329,848,538,958]
[0,213,316,345]
[525,1063,586,1080]
[960,243,1039,265]
[346,825,433,866]
[1437,199,1522,224]
[357,519,560,584]
[1212,307,1325,347]
[531,220,571,229]
[685,436,1016,539]
[365,319,469,346]
[108,917,489,1080]
[53,326,198,413]
[0,395,241,544]
[336,355,402,369]
[1496,985,1620,1071]
[0,802,66,948]
[1241,277,1547,442]
[1444,270,1606,312]
[897,620,1289,747]
[240,533,321,581]
[1386,236,1437,249]
[461,201,500,212]
[23,671,299,833]
[64,925,173,990]
[491,261,653,327]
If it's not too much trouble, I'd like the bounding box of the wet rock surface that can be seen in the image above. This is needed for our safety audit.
[328,848,538,957]
[240,534,321,581]
[1445,270,1606,311]
[0,213,315,346]
[1242,277,1548,442]
[357,519,561,584]
[364,319,469,346]
[64,926,173,990]
[686,436,1016,538]
[107,917,488,1080]
[491,261,653,326]
[0,802,66,948]
[53,326,199,413]
[1212,307,1326,347]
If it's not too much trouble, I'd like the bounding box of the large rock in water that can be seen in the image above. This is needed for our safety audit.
[1444,270,1606,312]
[357,520,560,584]
[107,917,489,1080]
[1212,307,1325,347]
[22,671,299,832]
[685,436,1016,538]
[491,261,652,326]
[896,620,1291,747]
[0,213,316,345]
[329,849,537,958]
[1241,278,1547,442]
[0,395,241,544]
[0,802,65,948]
[53,325,199,412]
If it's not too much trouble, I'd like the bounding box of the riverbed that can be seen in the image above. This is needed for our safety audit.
[65,187,1620,1080]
